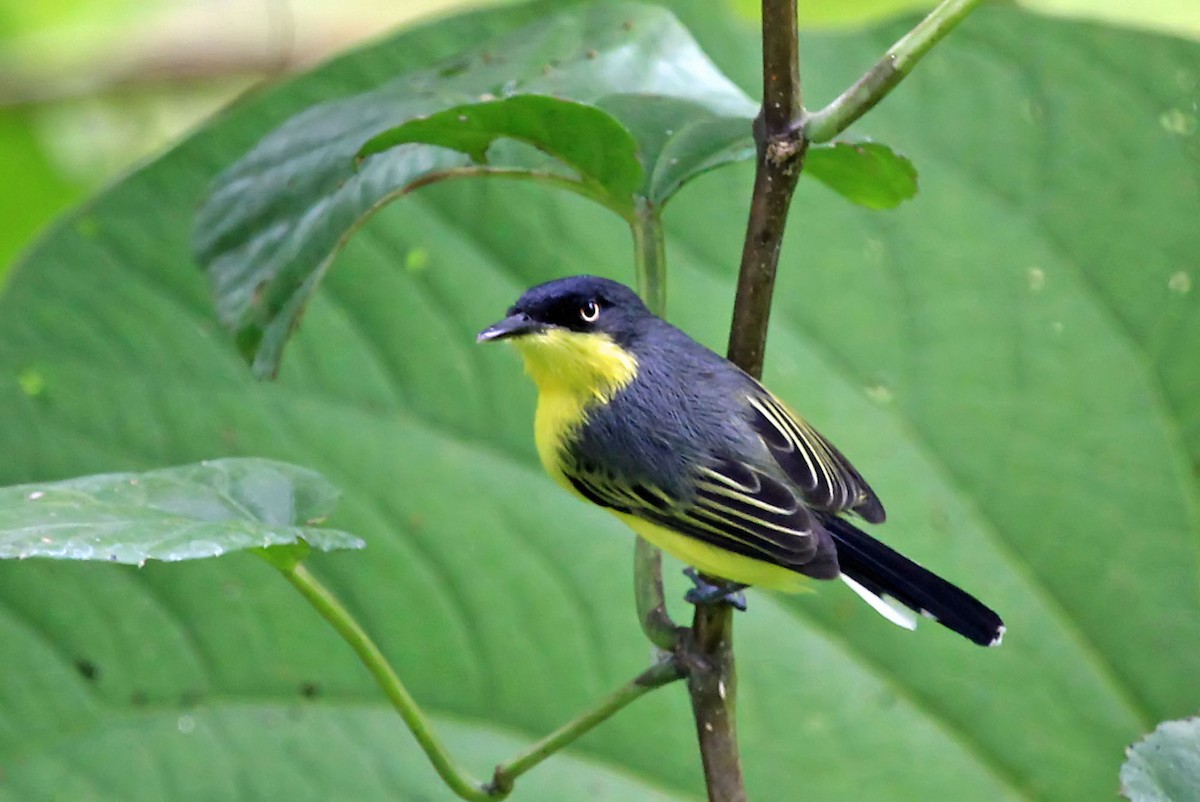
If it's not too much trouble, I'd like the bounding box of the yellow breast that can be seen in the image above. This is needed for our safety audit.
[511,328,637,486]
[511,327,810,593]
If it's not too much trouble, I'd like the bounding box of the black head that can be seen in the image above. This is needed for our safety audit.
[477,275,651,345]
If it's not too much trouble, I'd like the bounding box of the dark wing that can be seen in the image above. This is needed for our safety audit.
[564,455,838,578]
[746,390,886,523]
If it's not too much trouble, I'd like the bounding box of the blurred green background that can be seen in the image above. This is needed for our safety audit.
[1,1,1198,800]
[0,0,500,274]
[2,0,1197,277]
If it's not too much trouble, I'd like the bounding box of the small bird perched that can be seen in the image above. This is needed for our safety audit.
[479,275,1004,646]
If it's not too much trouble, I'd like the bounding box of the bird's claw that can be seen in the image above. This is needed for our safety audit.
[683,567,748,611]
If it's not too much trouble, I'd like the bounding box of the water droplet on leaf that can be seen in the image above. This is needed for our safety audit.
[864,384,893,405]
[1027,267,1045,291]
[1160,109,1197,136]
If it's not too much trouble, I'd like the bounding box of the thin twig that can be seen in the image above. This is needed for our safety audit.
[635,537,682,650]
[804,0,984,143]
[488,659,682,794]
[683,602,744,802]
[680,2,808,800]
[280,560,684,802]
[632,198,669,317]
[631,199,684,651]
[727,0,807,380]
[280,563,494,801]
[700,1,987,799]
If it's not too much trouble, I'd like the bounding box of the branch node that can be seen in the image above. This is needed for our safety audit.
[486,770,511,798]
[764,130,807,170]
[804,0,984,143]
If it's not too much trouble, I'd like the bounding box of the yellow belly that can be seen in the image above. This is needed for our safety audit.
[618,513,811,593]
[533,389,586,492]
[533,388,809,593]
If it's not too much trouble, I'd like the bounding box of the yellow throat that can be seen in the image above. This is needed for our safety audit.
[511,328,638,486]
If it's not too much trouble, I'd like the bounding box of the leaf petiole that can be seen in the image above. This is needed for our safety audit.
[278,561,494,800]
[630,200,683,651]
[276,559,683,801]
[804,0,985,143]
[487,658,682,795]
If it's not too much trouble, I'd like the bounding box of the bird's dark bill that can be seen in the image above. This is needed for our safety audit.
[477,313,543,343]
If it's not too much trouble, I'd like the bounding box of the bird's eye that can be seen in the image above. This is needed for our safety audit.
[579,301,601,322]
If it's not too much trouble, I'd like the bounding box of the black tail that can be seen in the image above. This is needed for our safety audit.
[822,514,1005,647]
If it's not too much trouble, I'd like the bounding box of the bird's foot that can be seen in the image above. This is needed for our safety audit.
[683,567,748,611]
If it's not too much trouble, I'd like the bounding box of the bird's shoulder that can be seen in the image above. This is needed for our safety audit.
[567,316,884,522]
[569,320,759,488]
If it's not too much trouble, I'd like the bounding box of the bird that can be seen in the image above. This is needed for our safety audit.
[477,275,1004,646]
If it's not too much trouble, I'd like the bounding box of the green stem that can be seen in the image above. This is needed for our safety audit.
[688,0,807,798]
[630,197,682,651]
[280,563,494,802]
[635,538,682,650]
[804,0,984,143]
[279,560,683,801]
[632,197,667,316]
[488,659,683,795]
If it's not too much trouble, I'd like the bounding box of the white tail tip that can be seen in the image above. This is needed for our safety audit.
[840,575,918,631]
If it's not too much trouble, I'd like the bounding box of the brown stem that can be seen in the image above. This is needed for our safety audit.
[676,0,990,797]
[727,0,807,379]
[682,602,744,802]
[681,2,807,801]
[726,144,804,378]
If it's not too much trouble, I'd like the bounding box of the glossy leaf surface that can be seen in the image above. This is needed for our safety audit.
[0,459,360,565]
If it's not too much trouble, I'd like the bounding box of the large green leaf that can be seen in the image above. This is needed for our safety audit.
[193,2,756,378]
[357,95,645,213]
[1121,717,1200,802]
[196,2,913,380]
[0,459,360,565]
[805,139,918,209]
[594,94,756,206]
[1,3,1198,802]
